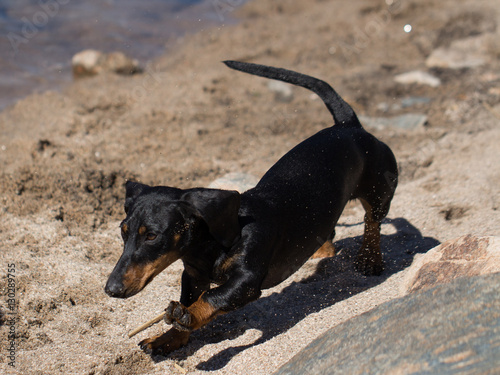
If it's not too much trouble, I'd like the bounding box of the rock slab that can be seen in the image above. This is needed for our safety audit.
[403,235,500,294]
[274,272,500,375]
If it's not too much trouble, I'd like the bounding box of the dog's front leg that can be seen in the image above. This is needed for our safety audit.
[139,270,210,355]
[165,271,262,333]
[139,328,190,355]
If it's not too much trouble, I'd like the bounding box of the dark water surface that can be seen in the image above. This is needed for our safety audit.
[0,0,244,110]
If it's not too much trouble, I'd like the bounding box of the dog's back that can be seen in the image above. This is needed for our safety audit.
[225,61,398,285]
[225,61,393,214]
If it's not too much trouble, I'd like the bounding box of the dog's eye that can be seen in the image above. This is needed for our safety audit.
[145,233,157,241]
[121,223,129,239]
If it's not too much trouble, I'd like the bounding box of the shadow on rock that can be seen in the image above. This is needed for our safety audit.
[153,217,439,370]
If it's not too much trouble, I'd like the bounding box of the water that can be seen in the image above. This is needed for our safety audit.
[0,0,245,110]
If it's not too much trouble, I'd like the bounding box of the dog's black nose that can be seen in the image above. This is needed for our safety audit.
[105,279,126,298]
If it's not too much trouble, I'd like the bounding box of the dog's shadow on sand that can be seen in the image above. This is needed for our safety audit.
[153,217,439,371]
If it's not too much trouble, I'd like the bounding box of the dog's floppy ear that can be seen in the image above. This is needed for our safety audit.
[182,189,241,248]
[124,181,149,214]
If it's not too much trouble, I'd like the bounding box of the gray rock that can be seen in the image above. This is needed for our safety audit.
[268,80,294,102]
[394,71,441,87]
[274,272,500,375]
[359,114,428,130]
[72,49,141,78]
[208,172,259,193]
[401,96,432,108]
[71,49,103,77]
[104,51,142,75]
[425,34,493,69]
[376,98,431,113]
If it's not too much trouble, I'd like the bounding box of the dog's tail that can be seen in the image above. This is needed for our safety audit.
[223,60,361,128]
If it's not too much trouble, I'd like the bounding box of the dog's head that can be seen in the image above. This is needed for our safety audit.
[105,181,241,298]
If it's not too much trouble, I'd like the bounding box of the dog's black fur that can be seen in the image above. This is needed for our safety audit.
[105,61,398,355]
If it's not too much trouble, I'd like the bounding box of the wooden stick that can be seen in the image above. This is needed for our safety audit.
[174,363,188,374]
[128,311,166,338]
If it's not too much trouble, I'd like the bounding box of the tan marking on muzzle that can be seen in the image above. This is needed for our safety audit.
[122,252,179,294]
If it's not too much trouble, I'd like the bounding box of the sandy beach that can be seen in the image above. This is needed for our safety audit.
[1,0,499,373]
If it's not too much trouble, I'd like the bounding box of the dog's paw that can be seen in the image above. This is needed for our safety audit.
[139,328,190,356]
[164,301,193,332]
[354,252,384,276]
[139,336,164,356]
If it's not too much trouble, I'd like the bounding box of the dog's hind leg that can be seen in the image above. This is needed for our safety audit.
[355,198,384,276]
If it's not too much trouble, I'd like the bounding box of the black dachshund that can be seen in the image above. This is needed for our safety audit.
[105,61,398,355]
